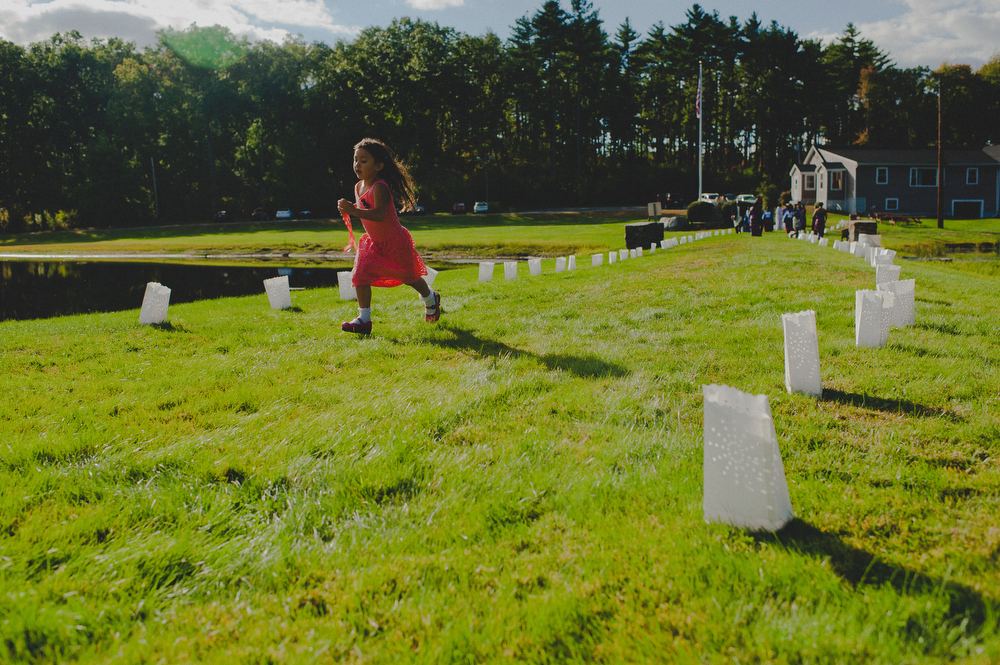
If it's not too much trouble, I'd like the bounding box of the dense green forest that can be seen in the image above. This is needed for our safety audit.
[1,1,998,230]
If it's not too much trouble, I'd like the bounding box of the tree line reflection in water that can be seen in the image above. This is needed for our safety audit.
[0,261,351,322]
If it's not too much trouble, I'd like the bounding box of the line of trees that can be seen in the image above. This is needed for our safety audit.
[1,1,998,231]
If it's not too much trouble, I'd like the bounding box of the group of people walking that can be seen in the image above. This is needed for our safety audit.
[776,202,827,237]
[736,200,827,238]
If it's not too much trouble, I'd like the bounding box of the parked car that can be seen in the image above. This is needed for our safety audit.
[251,207,269,221]
[213,210,231,222]
[699,192,721,204]
[276,209,292,220]
[657,193,685,209]
[298,210,313,219]
[473,201,488,213]
[736,194,757,203]
[452,203,466,214]
[401,203,426,216]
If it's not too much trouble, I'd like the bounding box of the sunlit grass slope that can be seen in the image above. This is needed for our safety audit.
[1,233,998,663]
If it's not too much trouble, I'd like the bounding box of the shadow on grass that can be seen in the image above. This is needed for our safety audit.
[756,519,992,627]
[916,321,963,336]
[427,323,629,379]
[150,322,190,333]
[915,296,951,307]
[822,388,953,419]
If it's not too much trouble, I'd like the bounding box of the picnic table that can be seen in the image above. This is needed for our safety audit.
[869,212,922,226]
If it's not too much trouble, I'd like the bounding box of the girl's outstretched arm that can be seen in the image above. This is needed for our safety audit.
[337,182,390,222]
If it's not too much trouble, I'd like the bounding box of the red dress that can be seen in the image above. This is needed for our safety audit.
[351,180,428,288]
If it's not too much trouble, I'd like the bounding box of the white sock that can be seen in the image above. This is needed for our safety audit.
[357,307,371,323]
[420,291,437,307]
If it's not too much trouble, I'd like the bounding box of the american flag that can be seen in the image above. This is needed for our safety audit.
[695,70,702,119]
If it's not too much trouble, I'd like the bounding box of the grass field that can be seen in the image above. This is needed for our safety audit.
[1,210,998,261]
[0,211,644,259]
[1,227,999,663]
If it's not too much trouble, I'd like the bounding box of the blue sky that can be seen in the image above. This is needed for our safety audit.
[1,0,997,68]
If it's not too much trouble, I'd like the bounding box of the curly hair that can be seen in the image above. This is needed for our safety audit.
[354,138,417,212]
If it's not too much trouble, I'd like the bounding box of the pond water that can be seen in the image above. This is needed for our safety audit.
[0,260,357,322]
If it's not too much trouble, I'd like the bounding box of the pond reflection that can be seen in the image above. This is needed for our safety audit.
[0,261,352,322]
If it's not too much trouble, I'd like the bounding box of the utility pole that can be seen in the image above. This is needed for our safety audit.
[937,78,944,229]
[697,60,703,201]
[150,156,159,217]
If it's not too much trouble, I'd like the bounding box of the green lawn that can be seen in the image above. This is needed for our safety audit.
[2,210,998,261]
[0,212,641,259]
[1,231,999,663]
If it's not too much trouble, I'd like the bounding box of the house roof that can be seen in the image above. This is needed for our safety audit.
[822,162,846,170]
[793,164,816,172]
[816,146,1000,166]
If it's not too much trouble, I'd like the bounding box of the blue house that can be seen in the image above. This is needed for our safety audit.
[790,146,1000,218]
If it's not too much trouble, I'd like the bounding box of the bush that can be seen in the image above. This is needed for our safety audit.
[780,190,792,205]
[760,182,782,210]
[686,201,714,224]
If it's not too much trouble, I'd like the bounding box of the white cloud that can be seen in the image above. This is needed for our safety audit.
[809,0,1000,68]
[405,0,464,9]
[0,0,357,48]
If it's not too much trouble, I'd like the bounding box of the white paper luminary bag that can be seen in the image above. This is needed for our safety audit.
[567,255,576,270]
[878,290,894,345]
[608,251,617,264]
[423,266,439,289]
[619,249,629,260]
[504,261,518,280]
[855,289,886,348]
[478,261,495,282]
[702,383,794,532]
[555,257,567,273]
[263,275,292,310]
[139,282,171,325]
[592,253,603,267]
[858,233,882,247]
[875,264,901,285]
[878,279,915,327]
[338,271,357,300]
[528,258,542,276]
[782,309,822,398]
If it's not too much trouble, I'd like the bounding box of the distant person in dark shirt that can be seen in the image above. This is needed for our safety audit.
[793,204,806,235]
[812,202,827,238]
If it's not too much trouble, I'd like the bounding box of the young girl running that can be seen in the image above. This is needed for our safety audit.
[336,138,441,334]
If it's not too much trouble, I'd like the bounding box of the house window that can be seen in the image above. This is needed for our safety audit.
[830,172,843,190]
[909,167,937,187]
[886,198,898,211]
[967,168,979,185]
[804,174,815,190]
[876,167,888,184]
